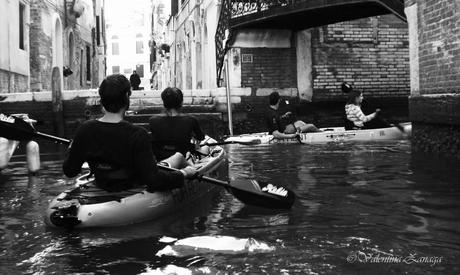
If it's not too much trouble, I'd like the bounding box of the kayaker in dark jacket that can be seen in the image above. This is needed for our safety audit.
[265,92,321,139]
[129,71,141,90]
[149,87,206,162]
[63,74,197,192]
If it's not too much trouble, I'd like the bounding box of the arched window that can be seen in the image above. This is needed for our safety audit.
[111,35,119,55]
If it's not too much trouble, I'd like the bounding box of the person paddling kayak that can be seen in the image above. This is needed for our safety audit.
[265,92,320,140]
[344,90,381,130]
[63,74,197,192]
[149,87,206,164]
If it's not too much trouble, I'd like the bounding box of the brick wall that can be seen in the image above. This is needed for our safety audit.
[29,0,103,92]
[415,0,460,94]
[29,0,52,92]
[312,14,410,100]
[406,0,460,158]
[241,47,297,93]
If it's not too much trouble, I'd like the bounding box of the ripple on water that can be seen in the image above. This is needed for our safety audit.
[1,142,460,274]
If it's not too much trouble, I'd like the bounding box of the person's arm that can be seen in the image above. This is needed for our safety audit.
[265,112,297,140]
[352,105,377,123]
[63,125,87,177]
[132,129,186,191]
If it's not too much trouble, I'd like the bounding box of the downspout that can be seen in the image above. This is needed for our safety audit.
[173,17,176,86]
[6,0,11,92]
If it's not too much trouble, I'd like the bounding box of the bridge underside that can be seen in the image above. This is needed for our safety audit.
[230,1,406,30]
[215,0,406,82]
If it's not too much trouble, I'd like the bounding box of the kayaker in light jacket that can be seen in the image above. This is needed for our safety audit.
[63,74,197,192]
[345,90,380,130]
[265,92,321,140]
[149,87,206,165]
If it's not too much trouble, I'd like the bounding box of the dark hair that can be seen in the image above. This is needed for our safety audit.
[347,90,362,105]
[269,92,280,105]
[161,87,183,109]
[98,74,131,113]
[341,82,353,93]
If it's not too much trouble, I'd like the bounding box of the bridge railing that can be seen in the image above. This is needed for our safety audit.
[231,0,307,18]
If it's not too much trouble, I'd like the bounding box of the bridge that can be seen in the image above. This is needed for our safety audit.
[215,0,406,81]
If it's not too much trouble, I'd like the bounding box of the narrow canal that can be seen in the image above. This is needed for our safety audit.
[1,141,459,274]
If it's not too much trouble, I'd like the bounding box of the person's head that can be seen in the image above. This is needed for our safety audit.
[341,82,353,94]
[98,74,132,113]
[269,92,281,107]
[133,70,136,74]
[347,90,363,105]
[161,87,183,109]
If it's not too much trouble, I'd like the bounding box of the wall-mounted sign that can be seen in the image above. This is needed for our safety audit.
[242,54,253,63]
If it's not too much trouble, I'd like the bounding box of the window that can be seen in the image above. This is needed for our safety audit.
[136,41,143,54]
[112,35,119,55]
[123,68,132,74]
[19,3,25,50]
[86,46,91,81]
[112,66,120,74]
[112,42,119,55]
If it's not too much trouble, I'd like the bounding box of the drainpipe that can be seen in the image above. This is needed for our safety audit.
[225,57,233,136]
[173,17,176,87]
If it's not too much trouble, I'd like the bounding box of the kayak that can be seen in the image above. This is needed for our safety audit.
[45,137,227,228]
[225,123,412,144]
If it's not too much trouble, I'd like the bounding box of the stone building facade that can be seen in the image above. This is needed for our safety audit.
[0,0,105,93]
[0,0,30,93]
[230,14,409,101]
[405,0,460,158]
[105,0,153,90]
[155,0,220,90]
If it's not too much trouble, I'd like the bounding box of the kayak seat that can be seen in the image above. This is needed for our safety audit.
[344,118,355,130]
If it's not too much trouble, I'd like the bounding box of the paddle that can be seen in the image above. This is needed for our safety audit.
[161,165,295,209]
[200,139,261,146]
[0,115,296,209]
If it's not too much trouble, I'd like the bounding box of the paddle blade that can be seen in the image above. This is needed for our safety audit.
[228,179,295,209]
[0,114,36,141]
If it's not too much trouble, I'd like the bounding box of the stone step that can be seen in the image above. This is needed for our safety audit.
[129,104,217,114]
[125,112,223,123]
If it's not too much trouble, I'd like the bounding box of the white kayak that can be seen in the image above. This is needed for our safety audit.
[225,123,412,144]
[45,137,227,228]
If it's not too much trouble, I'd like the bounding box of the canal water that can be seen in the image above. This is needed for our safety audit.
[1,141,459,274]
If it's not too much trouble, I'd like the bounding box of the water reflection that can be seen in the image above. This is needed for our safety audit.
[1,142,460,274]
